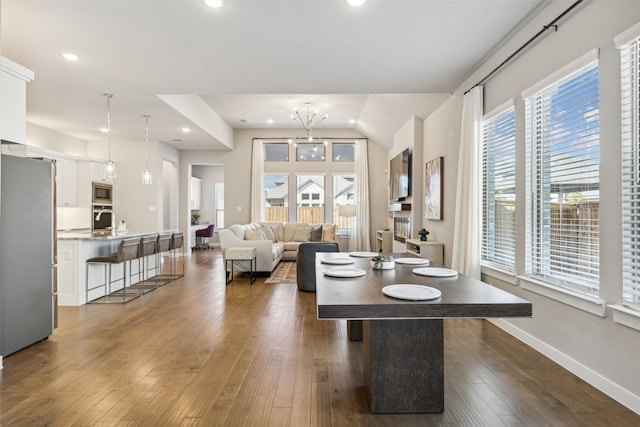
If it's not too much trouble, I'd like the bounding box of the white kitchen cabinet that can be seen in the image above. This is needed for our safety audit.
[90,161,112,183]
[0,57,34,144]
[190,177,202,210]
[56,157,77,207]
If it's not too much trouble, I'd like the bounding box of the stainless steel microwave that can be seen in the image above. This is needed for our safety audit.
[92,182,113,205]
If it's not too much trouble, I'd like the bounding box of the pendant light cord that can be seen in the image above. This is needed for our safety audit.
[144,115,150,169]
[105,93,113,162]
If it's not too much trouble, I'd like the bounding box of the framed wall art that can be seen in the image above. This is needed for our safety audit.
[425,156,443,220]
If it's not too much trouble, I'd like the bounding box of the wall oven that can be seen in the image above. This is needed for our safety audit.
[92,182,113,205]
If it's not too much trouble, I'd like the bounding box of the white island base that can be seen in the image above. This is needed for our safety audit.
[57,231,174,306]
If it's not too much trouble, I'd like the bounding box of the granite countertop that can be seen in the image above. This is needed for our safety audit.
[57,230,166,241]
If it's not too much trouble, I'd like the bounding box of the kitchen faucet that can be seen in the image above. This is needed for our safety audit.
[95,208,115,232]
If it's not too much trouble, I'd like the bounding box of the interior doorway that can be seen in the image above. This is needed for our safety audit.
[190,163,224,250]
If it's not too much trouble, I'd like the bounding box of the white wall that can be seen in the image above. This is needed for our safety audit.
[424,1,640,413]
[423,96,460,268]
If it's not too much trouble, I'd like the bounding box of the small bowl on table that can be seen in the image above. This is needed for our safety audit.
[370,256,395,270]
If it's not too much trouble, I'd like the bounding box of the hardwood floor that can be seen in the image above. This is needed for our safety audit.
[1,249,638,426]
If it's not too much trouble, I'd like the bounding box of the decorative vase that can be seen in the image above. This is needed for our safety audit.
[370,260,395,270]
[418,228,430,241]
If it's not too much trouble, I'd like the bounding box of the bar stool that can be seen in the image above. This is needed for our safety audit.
[86,238,142,303]
[130,235,158,293]
[170,232,185,279]
[154,233,173,285]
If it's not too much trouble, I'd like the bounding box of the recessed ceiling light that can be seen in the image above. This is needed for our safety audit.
[348,119,356,124]
[62,52,79,62]
[346,0,367,6]
[181,127,191,133]
[267,119,274,124]
[204,0,226,8]
[99,127,108,133]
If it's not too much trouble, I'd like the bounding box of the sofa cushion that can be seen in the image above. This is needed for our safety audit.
[272,242,285,260]
[284,241,304,251]
[229,224,246,239]
[261,222,284,241]
[322,224,337,242]
[245,228,266,240]
[310,224,323,241]
[283,222,299,242]
[260,226,276,242]
[293,225,312,242]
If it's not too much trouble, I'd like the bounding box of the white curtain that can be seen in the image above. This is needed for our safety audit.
[250,139,264,223]
[451,86,483,279]
[354,139,371,252]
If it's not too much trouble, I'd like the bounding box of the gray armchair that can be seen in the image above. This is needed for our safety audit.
[296,242,340,292]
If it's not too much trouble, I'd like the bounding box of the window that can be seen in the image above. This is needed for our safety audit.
[482,106,516,272]
[297,174,325,222]
[333,143,355,161]
[264,143,289,161]
[523,53,600,296]
[333,174,355,230]
[620,31,640,309]
[260,138,361,224]
[297,142,326,161]
[264,174,288,222]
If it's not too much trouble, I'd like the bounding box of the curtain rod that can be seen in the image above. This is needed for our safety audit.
[464,0,585,95]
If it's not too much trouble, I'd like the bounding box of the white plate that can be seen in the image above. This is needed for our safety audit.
[323,268,367,278]
[350,251,379,258]
[382,284,442,301]
[395,258,430,266]
[412,267,458,277]
[321,257,355,265]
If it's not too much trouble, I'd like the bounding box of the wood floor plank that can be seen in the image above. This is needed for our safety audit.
[1,248,638,426]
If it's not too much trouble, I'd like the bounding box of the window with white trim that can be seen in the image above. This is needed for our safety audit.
[523,55,600,296]
[482,106,516,272]
[619,30,640,310]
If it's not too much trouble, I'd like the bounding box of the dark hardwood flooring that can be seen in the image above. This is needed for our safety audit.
[1,248,638,426]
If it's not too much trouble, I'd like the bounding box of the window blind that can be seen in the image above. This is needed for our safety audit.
[620,36,640,310]
[524,60,600,295]
[482,107,516,272]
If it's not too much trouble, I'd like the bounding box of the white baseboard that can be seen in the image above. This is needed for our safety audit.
[0,355,3,369]
[489,318,640,416]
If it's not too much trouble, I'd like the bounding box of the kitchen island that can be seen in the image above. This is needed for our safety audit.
[57,230,174,306]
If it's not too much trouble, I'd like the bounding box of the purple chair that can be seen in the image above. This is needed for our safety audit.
[195,224,215,250]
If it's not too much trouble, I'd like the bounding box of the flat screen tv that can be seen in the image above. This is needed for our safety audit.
[390,148,411,201]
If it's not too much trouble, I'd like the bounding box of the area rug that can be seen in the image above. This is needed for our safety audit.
[265,261,297,284]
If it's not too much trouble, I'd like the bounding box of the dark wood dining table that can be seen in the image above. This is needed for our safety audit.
[315,252,532,414]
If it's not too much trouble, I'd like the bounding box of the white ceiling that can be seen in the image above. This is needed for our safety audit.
[1,0,545,150]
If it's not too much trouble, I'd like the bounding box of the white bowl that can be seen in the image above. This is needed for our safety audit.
[370,260,395,270]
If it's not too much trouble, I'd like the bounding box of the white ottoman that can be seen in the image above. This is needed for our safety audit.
[225,247,257,284]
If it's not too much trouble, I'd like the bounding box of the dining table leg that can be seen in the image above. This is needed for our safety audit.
[363,318,444,413]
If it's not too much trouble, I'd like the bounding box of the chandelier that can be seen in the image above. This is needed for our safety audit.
[290,103,328,143]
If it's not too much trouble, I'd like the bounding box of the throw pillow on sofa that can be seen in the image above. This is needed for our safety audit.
[310,224,323,241]
[293,225,312,242]
[245,228,266,240]
[322,224,337,242]
[259,226,276,242]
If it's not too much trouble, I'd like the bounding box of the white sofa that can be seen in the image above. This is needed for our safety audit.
[219,222,338,273]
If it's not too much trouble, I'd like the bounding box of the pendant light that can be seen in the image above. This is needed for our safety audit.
[103,94,116,180]
[142,115,152,185]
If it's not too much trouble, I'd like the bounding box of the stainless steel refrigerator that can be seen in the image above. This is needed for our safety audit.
[0,154,56,357]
